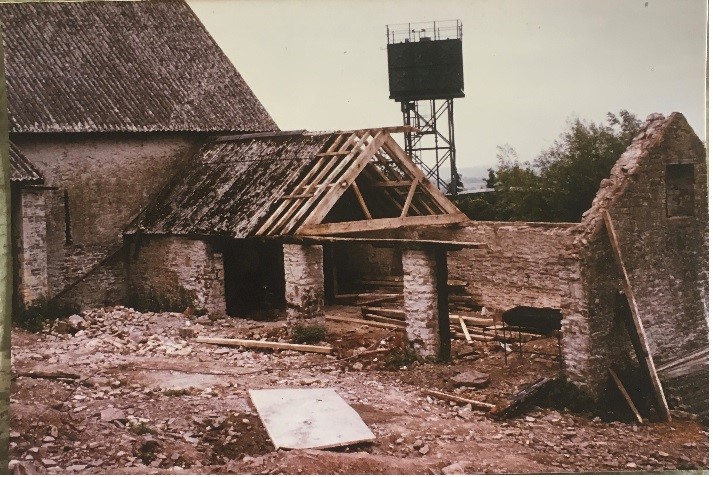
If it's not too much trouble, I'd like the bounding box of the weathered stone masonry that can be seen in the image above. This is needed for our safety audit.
[13,134,199,308]
[13,188,49,307]
[128,236,225,315]
[283,244,325,325]
[402,249,441,356]
[571,113,709,413]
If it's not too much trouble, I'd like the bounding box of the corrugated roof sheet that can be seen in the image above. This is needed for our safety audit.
[134,131,333,237]
[10,142,43,183]
[0,0,277,133]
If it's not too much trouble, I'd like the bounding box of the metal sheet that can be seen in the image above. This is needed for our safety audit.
[249,388,375,450]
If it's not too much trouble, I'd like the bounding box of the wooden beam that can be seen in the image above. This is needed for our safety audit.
[351,182,372,220]
[603,211,670,422]
[608,368,644,424]
[326,315,405,330]
[382,135,464,215]
[296,213,469,236]
[256,133,352,235]
[367,180,413,188]
[362,313,407,327]
[297,132,388,229]
[422,389,495,412]
[284,234,485,250]
[458,316,473,344]
[400,180,419,218]
[280,193,313,200]
[196,337,332,354]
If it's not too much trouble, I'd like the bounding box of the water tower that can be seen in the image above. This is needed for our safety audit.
[386,20,464,194]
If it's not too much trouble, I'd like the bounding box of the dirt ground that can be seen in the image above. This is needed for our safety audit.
[8,305,709,474]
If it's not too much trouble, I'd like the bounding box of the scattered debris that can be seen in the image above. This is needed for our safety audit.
[196,337,332,354]
[492,374,561,419]
[451,370,491,389]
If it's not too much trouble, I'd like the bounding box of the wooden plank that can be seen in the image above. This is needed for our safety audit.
[196,337,332,354]
[296,213,469,236]
[362,313,408,327]
[280,193,313,200]
[604,211,670,422]
[351,182,372,219]
[287,235,484,249]
[361,307,405,320]
[608,368,644,424]
[492,374,561,419]
[458,316,473,344]
[326,315,405,330]
[451,331,495,343]
[400,180,419,218]
[422,389,495,412]
[356,295,402,306]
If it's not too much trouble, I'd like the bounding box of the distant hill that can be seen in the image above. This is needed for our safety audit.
[441,165,492,192]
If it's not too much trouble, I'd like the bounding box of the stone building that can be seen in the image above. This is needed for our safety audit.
[337,113,708,416]
[4,1,705,420]
[2,0,277,312]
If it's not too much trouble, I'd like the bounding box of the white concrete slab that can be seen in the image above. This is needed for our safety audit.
[248,388,376,450]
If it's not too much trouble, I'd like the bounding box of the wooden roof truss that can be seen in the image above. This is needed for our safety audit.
[256,128,468,236]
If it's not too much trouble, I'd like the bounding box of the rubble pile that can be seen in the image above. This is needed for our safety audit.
[7,306,709,474]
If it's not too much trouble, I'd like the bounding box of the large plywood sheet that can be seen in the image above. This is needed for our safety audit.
[248,388,375,450]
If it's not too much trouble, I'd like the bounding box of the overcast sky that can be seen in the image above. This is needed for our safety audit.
[188,0,707,173]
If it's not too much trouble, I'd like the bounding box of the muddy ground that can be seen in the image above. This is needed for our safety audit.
[8,305,709,474]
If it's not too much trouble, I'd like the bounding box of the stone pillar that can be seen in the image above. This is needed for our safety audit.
[403,248,443,358]
[283,244,325,325]
[17,189,49,307]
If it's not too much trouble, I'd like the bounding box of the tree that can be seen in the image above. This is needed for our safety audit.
[476,110,641,222]
[446,173,464,195]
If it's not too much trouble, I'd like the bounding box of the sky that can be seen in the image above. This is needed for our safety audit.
[187,0,707,174]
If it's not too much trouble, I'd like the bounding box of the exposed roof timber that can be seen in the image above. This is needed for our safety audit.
[282,235,485,251]
[216,126,422,144]
[296,214,469,236]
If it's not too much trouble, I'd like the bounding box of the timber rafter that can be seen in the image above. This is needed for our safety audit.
[255,127,467,237]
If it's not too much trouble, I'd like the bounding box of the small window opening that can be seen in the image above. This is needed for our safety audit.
[666,163,694,217]
[63,190,73,245]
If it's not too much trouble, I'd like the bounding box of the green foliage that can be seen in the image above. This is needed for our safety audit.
[467,111,642,222]
[129,422,158,435]
[291,324,327,344]
[384,344,419,369]
[446,173,464,195]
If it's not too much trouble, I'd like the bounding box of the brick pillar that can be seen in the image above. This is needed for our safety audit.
[17,189,49,307]
[403,248,445,358]
[283,244,325,325]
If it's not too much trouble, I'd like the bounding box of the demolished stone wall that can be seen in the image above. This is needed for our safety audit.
[337,221,581,313]
[572,113,709,414]
[12,134,199,308]
[128,236,225,315]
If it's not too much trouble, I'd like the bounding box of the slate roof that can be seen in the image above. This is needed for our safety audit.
[10,142,43,184]
[131,131,333,238]
[0,0,277,133]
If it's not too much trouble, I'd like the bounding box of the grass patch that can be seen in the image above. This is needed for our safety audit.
[385,344,419,370]
[130,422,158,436]
[291,324,327,344]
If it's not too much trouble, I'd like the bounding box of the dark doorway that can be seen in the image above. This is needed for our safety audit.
[223,240,285,319]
